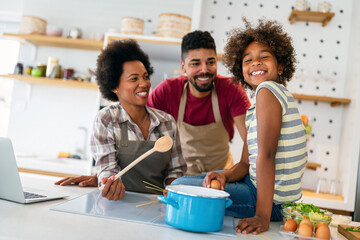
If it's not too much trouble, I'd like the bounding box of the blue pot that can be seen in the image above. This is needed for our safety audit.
[158,184,232,232]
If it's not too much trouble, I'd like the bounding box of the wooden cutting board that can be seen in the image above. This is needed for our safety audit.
[338,224,360,240]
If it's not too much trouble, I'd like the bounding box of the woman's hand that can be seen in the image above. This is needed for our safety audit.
[202,172,226,190]
[101,176,126,201]
[235,216,269,235]
[54,174,98,187]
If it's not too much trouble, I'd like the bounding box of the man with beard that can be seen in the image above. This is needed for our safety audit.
[148,30,251,175]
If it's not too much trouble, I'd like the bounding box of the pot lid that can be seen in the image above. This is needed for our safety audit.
[166,185,230,198]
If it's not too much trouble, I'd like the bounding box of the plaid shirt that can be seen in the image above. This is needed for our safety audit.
[91,103,186,185]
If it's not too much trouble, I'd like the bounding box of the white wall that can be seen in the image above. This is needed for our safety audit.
[339,0,360,212]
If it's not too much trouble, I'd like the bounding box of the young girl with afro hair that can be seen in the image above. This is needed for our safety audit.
[202,18,308,234]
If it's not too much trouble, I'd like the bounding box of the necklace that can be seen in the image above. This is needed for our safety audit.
[138,113,148,128]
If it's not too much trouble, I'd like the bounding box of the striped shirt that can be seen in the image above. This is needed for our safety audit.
[91,103,187,185]
[246,81,308,204]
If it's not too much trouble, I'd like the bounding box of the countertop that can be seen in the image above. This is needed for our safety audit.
[16,156,93,176]
[0,173,355,240]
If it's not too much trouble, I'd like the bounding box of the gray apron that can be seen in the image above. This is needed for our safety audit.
[117,121,171,194]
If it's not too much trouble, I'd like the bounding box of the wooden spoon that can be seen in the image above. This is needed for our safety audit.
[99,136,173,191]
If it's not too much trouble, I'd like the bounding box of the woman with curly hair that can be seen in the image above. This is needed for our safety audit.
[202,19,307,234]
[55,40,186,201]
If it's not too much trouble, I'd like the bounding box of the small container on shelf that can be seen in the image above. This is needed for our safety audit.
[295,0,311,11]
[18,15,47,35]
[156,13,191,39]
[318,1,332,13]
[31,68,43,77]
[68,28,82,39]
[56,65,62,79]
[63,68,75,80]
[13,63,23,75]
[37,64,47,77]
[46,25,63,37]
[25,65,33,76]
[121,17,144,35]
[46,56,59,78]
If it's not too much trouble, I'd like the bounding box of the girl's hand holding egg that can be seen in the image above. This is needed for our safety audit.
[202,171,226,190]
[210,179,221,190]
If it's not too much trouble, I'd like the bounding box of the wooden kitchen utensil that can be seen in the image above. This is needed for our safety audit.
[338,224,360,240]
[99,136,173,191]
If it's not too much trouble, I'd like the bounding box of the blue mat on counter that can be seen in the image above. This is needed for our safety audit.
[50,190,236,237]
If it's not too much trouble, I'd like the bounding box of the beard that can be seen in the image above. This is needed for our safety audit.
[188,73,215,92]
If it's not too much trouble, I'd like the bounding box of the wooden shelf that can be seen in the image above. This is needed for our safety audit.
[289,10,335,27]
[3,33,104,51]
[292,93,351,106]
[106,33,182,46]
[0,74,98,90]
[302,189,344,201]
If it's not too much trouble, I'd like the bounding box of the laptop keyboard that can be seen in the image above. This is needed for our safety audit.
[24,191,46,199]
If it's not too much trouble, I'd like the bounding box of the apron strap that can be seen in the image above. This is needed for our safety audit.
[177,82,188,123]
[120,122,128,147]
[211,84,222,124]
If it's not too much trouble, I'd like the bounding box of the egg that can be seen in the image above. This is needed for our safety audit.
[283,219,297,232]
[298,224,313,239]
[299,218,313,229]
[315,222,328,232]
[210,179,221,190]
[315,224,331,239]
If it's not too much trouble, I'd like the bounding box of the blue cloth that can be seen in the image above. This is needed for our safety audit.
[171,174,283,221]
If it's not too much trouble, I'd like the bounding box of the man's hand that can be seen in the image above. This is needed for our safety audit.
[54,174,98,187]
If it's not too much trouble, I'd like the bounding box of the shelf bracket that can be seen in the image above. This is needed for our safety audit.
[330,102,342,107]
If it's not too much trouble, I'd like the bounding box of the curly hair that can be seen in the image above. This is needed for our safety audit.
[223,18,296,90]
[181,30,216,60]
[96,40,154,101]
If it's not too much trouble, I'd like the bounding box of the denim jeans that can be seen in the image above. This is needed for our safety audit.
[171,174,283,221]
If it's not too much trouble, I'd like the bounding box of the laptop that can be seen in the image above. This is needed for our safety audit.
[0,137,68,204]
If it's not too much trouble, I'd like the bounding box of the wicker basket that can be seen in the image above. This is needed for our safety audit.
[121,17,144,35]
[18,15,47,35]
[156,13,191,39]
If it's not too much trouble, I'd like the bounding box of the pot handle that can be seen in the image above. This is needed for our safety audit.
[225,198,232,208]
[157,195,179,209]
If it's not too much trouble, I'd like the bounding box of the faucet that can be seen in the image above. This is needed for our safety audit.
[76,126,88,159]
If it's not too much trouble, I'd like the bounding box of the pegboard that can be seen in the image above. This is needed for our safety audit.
[197,0,354,194]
